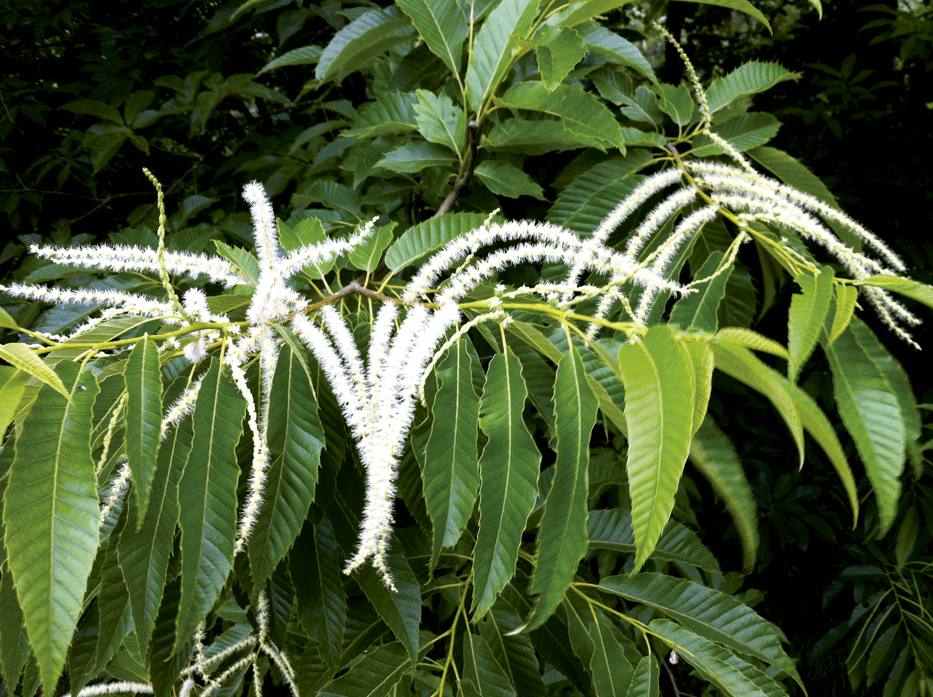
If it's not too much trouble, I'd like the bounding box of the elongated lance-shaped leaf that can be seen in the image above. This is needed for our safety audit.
[3,361,100,693]
[0,342,69,398]
[478,607,547,696]
[465,0,540,113]
[564,594,634,696]
[396,0,468,77]
[670,250,733,333]
[627,655,660,697]
[686,341,714,436]
[0,367,28,438]
[472,348,541,619]
[711,341,805,466]
[249,343,325,589]
[706,61,799,113]
[124,336,162,522]
[647,619,789,697]
[318,641,409,697]
[118,408,192,649]
[314,8,413,83]
[688,417,759,571]
[526,340,597,628]
[463,630,518,697]
[787,267,834,382]
[618,326,695,573]
[423,338,481,568]
[175,358,246,650]
[0,557,30,687]
[601,573,800,685]
[824,321,906,534]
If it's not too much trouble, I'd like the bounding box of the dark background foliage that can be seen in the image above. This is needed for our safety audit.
[2,1,931,694]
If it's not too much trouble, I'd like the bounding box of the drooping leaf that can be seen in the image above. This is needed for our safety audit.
[617,326,695,573]
[317,641,409,697]
[463,630,518,697]
[0,367,29,437]
[475,160,545,200]
[857,275,933,310]
[706,61,799,113]
[689,418,759,571]
[496,82,624,148]
[385,212,490,271]
[124,336,162,522]
[564,594,634,696]
[422,338,482,567]
[824,322,906,534]
[787,267,834,382]
[0,343,69,398]
[175,359,246,649]
[249,343,325,589]
[526,341,597,628]
[0,564,30,688]
[478,608,547,696]
[827,284,859,345]
[472,348,541,619]
[465,0,541,112]
[670,250,733,333]
[626,655,660,697]
[3,362,100,693]
[315,8,414,84]
[396,0,468,76]
[672,0,771,32]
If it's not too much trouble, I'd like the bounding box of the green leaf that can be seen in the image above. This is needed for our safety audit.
[627,656,660,697]
[787,267,834,382]
[213,240,260,284]
[396,0,468,76]
[315,8,414,84]
[347,223,395,273]
[707,62,799,113]
[526,341,597,628]
[711,341,804,465]
[63,99,124,124]
[278,217,335,280]
[385,212,489,271]
[549,0,638,27]
[827,285,858,345]
[248,344,325,589]
[670,250,733,332]
[293,518,346,669]
[482,117,610,154]
[463,630,518,697]
[472,348,541,619]
[317,642,409,697]
[344,92,417,139]
[258,44,322,74]
[587,508,720,571]
[375,142,456,174]
[692,113,781,156]
[672,0,771,31]
[825,322,905,534]
[0,343,69,399]
[749,146,840,208]
[602,573,799,682]
[423,338,482,567]
[534,25,587,90]
[0,307,18,330]
[657,83,696,126]
[618,326,695,573]
[715,327,789,359]
[465,0,541,112]
[689,418,759,571]
[0,367,29,437]
[3,361,100,693]
[175,359,246,650]
[118,401,191,650]
[564,594,634,696]
[648,619,789,697]
[478,608,547,695]
[857,275,933,310]
[0,553,31,687]
[413,89,466,156]
[497,82,623,148]
[124,337,162,522]
[581,24,657,83]
[475,160,545,200]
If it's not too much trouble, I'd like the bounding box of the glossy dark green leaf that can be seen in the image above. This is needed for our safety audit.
[124,336,162,522]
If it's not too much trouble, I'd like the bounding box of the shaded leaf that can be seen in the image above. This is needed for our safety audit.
[124,336,162,522]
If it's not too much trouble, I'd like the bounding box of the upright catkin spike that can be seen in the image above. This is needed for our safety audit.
[142,168,187,317]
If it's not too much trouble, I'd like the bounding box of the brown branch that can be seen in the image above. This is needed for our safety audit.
[305,280,402,312]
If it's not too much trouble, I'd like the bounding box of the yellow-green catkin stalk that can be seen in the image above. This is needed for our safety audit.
[142,168,188,318]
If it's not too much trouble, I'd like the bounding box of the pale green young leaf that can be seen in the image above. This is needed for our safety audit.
[526,341,597,629]
[714,327,789,359]
[648,619,789,697]
[413,89,466,156]
[787,267,834,382]
[396,0,468,76]
[347,223,395,273]
[587,508,721,571]
[279,216,336,280]
[423,338,482,567]
[706,61,799,113]
[496,82,624,148]
[465,0,541,112]
[118,405,191,650]
[3,361,100,693]
[248,343,325,589]
[0,307,17,330]
[0,343,69,399]
[618,326,695,573]
[375,142,456,174]
[686,341,714,436]
[0,367,28,437]
[315,8,414,84]
[602,573,799,683]
[213,240,260,283]
[673,0,771,31]
[385,212,490,271]
[824,322,906,534]
[626,655,660,697]
[670,251,733,333]
[827,284,859,345]
[856,275,933,310]
[472,348,541,619]
[711,341,804,465]
[549,0,637,27]
[318,641,409,697]
[175,359,246,650]
[124,336,162,523]
[534,25,587,90]
[475,160,545,200]
[689,417,759,571]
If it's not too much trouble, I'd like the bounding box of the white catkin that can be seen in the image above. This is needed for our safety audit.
[279,216,378,279]
[200,655,254,697]
[180,636,257,677]
[0,283,175,318]
[63,682,154,697]
[98,460,131,529]
[160,378,204,438]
